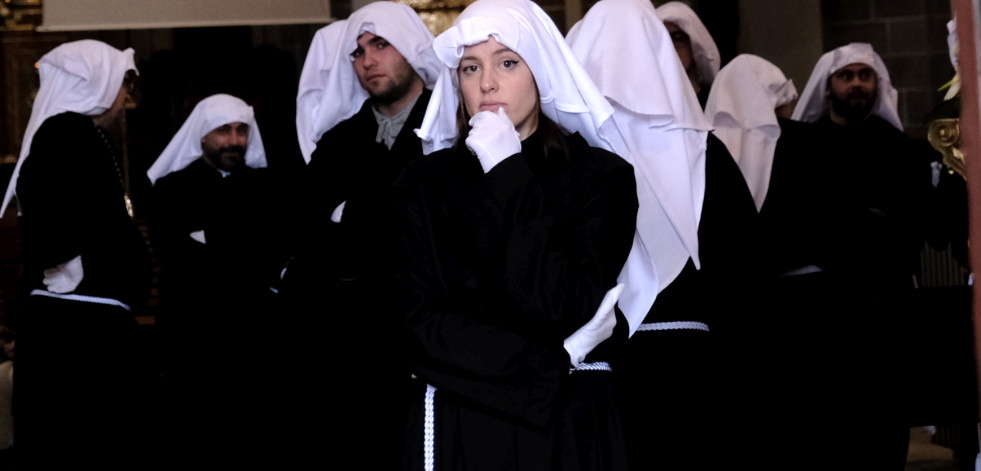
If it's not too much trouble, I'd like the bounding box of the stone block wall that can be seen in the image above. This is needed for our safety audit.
[821,0,955,133]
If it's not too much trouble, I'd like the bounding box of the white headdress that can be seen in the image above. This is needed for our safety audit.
[309,1,441,147]
[415,0,616,154]
[147,94,266,184]
[568,0,712,335]
[2,39,136,215]
[655,1,720,86]
[791,42,902,130]
[296,20,348,163]
[705,54,797,211]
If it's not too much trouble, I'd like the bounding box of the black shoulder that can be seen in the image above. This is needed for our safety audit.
[565,132,633,174]
[32,112,95,143]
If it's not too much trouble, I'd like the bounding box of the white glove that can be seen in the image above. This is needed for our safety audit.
[42,255,84,294]
[330,201,346,223]
[465,108,521,173]
[564,284,624,368]
[189,230,206,244]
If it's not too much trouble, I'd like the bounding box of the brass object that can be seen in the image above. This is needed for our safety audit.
[1,0,42,31]
[928,118,966,179]
[400,0,475,35]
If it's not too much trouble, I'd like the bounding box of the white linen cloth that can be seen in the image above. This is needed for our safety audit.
[705,54,797,211]
[568,0,712,335]
[296,20,348,163]
[415,0,616,155]
[310,2,440,151]
[2,40,136,215]
[792,42,902,130]
[147,94,266,184]
[654,1,720,87]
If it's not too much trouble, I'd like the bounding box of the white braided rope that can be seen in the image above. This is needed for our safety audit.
[424,384,436,471]
[570,361,612,373]
[30,289,131,311]
[637,321,709,332]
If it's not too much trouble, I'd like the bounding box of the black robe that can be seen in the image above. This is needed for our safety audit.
[150,157,294,465]
[13,111,152,469]
[753,115,931,470]
[276,90,433,467]
[615,133,760,471]
[390,130,637,470]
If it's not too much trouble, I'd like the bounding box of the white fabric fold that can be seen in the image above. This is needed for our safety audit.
[568,0,711,335]
[296,20,348,163]
[310,2,440,150]
[791,42,902,130]
[2,40,136,216]
[415,0,616,155]
[654,1,720,87]
[146,94,266,184]
[705,54,797,210]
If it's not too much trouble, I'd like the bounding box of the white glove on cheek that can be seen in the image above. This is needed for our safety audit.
[465,108,521,173]
[564,284,624,368]
[42,255,84,294]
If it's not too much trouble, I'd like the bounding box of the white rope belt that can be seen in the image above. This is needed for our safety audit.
[570,361,612,373]
[424,384,436,471]
[30,289,131,312]
[637,321,709,332]
[420,361,611,468]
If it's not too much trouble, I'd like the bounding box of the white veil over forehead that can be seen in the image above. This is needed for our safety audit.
[655,1,720,86]
[309,2,441,148]
[2,39,136,216]
[568,0,712,335]
[147,94,266,184]
[706,54,797,211]
[791,42,902,130]
[296,20,348,163]
[415,0,616,155]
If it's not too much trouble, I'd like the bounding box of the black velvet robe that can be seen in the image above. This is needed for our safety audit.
[275,90,434,467]
[751,115,931,470]
[14,111,152,468]
[390,130,637,470]
[615,133,760,471]
[150,157,294,465]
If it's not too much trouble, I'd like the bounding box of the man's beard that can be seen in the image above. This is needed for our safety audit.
[370,63,417,105]
[829,89,875,123]
[205,145,246,171]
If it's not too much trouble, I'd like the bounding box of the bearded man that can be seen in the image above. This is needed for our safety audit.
[786,42,932,469]
[147,93,294,465]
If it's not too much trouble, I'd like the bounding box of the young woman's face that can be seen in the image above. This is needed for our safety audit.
[458,37,539,139]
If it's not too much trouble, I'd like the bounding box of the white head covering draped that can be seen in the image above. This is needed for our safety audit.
[296,20,348,163]
[705,54,797,211]
[309,1,441,149]
[791,42,902,130]
[146,94,266,184]
[415,0,616,155]
[567,0,712,335]
[2,39,136,216]
[655,1,720,87]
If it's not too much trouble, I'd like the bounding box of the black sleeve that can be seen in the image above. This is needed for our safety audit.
[389,147,637,428]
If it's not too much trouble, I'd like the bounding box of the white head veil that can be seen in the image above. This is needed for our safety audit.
[309,1,441,148]
[791,42,902,130]
[415,0,616,155]
[146,94,266,184]
[705,54,797,211]
[2,39,136,216]
[655,1,720,87]
[568,0,712,335]
[296,20,348,163]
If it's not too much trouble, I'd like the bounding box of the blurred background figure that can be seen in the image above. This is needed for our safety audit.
[655,1,721,107]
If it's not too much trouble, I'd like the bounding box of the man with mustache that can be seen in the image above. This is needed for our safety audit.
[147,94,292,464]
[281,3,441,466]
[785,43,932,469]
